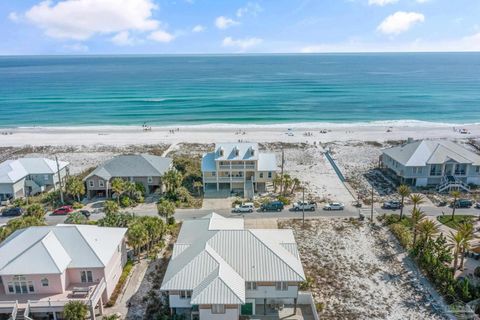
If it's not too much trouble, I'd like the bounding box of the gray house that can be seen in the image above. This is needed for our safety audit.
[84,154,172,199]
[380,139,480,192]
[0,158,69,201]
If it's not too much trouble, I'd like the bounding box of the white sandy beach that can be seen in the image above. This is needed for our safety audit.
[0,122,479,147]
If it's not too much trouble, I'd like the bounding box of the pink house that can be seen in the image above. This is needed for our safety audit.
[0,224,127,320]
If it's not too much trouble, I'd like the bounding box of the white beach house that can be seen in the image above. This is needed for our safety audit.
[161,213,314,320]
[0,224,127,320]
[380,139,480,192]
[201,143,277,198]
[0,158,69,201]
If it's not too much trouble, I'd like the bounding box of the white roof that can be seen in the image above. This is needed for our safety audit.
[258,153,277,171]
[383,140,480,167]
[0,158,69,184]
[161,213,305,305]
[0,225,126,275]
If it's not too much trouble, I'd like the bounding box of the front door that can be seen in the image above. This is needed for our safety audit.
[445,164,454,176]
[241,303,253,315]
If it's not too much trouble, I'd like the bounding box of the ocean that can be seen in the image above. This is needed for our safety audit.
[0,53,479,128]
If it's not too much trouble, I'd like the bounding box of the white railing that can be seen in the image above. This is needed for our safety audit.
[24,302,34,320]
[298,292,319,320]
[89,278,106,306]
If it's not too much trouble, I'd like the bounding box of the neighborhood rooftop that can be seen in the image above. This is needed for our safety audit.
[161,213,305,305]
[0,225,127,275]
[383,140,480,167]
[0,158,69,184]
[84,154,172,180]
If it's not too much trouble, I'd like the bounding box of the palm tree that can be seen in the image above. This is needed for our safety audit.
[193,181,203,196]
[111,178,125,204]
[163,169,183,196]
[291,178,301,194]
[127,222,148,259]
[411,208,426,246]
[449,230,464,273]
[157,199,176,224]
[397,184,411,220]
[282,174,292,196]
[450,190,461,221]
[26,203,45,219]
[409,193,425,212]
[103,200,119,216]
[273,175,282,193]
[458,222,474,270]
[417,219,439,243]
[65,176,86,202]
[140,216,165,251]
[63,300,88,320]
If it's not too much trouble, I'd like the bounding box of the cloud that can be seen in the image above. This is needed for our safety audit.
[236,2,263,17]
[8,12,20,22]
[111,31,135,46]
[63,43,89,52]
[24,0,160,41]
[368,0,398,6]
[148,29,175,42]
[222,36,262,50]
[377,11,425,35]
[192,25,205,33]
[416,0,430,3]
[215,16,239,30]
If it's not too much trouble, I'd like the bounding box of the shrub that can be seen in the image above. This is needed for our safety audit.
[135,182,146,196]
[26,203,45,218]
[72,202,83,209]
[103,200,119,215]
[63,300,88,320]
[157,199,175,222]
[277,195,291,205]
[12,198,27,208]
[389,223,412,249]
[106,260,134,307]
[474,266,480,278]
[120,196,133,208]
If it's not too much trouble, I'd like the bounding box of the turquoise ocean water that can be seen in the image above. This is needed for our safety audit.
[0,53,479,127]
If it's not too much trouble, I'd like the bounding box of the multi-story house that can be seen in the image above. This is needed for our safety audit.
[0,158,69,201]
[0,224,127,320]
[201,143,277,198]
[161,213,310,320]
[84,154,172,199]
[380,139,480,192]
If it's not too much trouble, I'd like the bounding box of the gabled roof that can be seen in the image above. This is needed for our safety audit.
[258,153,277,171]
[84,154,172,180]
[0,158,69,184]
[161,213,305,305]
[0,225,126,275]
[215,143,259,161]
[382,140,480,167]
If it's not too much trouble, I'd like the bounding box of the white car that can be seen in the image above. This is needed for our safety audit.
[323,202,345,211]
[233,203,255,213]
[293,201,316,211]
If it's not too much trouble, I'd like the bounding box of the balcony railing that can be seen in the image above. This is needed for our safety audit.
[218,164,256,170]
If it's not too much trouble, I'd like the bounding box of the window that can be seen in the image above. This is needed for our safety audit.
[275,282,288,291]
[99,180,105,187]
[7,283,14,293]
[44,175,49,181]
[89,180,94,188]
[41,278,49,287]
[259,173,264,178]
[80,270,93,283]
[148,176,153,184]
[180,290,192,299]
[412,167,423,175]
[268,172,272,178]
[246,282,257,290]
[28,282,34,293]
[211,305,225,314]
[476,166,480,174]
[430,164,442,176]
[455,164,467,175]
[212,172,216,177]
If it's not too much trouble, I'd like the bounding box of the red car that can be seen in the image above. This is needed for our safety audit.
[52,205,73,215]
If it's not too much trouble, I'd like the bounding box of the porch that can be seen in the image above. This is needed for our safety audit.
[249,304,316,320]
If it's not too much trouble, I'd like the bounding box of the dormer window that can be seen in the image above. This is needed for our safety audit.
[235,147,239,157]
[251,149,255,156]
[219,148,224,157]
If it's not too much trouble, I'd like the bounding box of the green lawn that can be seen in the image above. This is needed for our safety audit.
[436,215,476,230]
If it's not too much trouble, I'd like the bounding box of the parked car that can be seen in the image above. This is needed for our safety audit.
[451,199,473,208]
[323,202,345,211]
[475,202,480,209]
[233,203,255,213]
[78,209,91,218]
[52,205,74,215]
[0,199,11,206]
[382,200,402,210]
[1,207,24,217]
[293,201,316,211]
[260,201,284,212]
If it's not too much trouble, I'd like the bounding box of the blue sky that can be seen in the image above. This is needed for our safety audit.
[0,0,479,54]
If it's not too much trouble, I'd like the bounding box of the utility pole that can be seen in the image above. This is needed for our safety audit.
[280,149,285,195]
[370,185,374,221]
[55,156,64,205]
[302,186,305,227]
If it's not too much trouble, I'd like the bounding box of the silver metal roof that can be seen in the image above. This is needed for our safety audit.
[161,213,305,305]
[382,140,480,167]
[0,158,69,184]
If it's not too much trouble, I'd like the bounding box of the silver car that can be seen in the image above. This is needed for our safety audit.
[323,202,345,211]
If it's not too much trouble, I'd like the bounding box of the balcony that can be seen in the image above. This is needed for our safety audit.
[219,164,256,170]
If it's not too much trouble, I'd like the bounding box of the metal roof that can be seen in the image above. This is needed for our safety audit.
[382,140,480,167]
[84,154,172,180]
[0,225,126,275]
[257,153,278,171]
[215,143,259,161]
[161,213,305,305]
[0,158,69,184]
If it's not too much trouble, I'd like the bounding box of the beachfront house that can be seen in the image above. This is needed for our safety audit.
[380,139,480,192]
[84,154,172,199]
[0,224,127,320]
[201,143,277,198]
[161,213,314,320]
[0,157,69,201]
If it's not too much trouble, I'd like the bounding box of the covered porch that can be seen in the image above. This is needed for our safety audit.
[250,304,316,320]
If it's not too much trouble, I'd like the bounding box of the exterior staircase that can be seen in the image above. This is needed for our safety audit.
[437,175,470,193]
[244,179,254,200]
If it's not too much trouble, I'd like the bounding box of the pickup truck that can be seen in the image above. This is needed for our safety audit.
[293,201,316,211]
